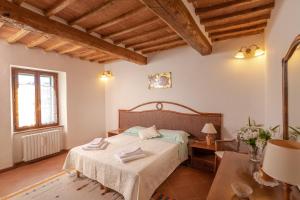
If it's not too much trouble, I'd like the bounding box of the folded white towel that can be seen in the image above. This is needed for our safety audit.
[115,153,146,163]
[117,147,144,158]
[90,138,104,145]
[82,141,109,151]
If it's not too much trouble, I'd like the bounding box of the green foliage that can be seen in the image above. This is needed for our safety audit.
[258,128,272,140]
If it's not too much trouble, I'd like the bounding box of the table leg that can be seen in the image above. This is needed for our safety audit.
[76,170,80,178]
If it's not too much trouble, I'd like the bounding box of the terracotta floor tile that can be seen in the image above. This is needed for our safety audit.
[0,154,214,200]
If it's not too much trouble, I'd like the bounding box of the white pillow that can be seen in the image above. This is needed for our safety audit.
[138,125,160,140]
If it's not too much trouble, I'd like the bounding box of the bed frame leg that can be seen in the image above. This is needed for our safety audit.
[100,183,104,190]
[76,170,80,178]
[101,187,110,195]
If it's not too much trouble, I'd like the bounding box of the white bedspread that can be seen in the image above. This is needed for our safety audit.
[63,134,188,200]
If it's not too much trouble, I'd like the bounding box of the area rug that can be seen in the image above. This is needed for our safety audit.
[1,171,174,200]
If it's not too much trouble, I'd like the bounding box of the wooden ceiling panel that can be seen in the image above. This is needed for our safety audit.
[0,24,18,39]
[212,29,264,42]
[134,36,183,51]
[105,19,165,42]
[73,0,142,29]
[142,41,187,54]
[189,0,274,42]
[189,0,237,9]
[25,0,61,10]
[54,0,107,21]
[0,0,212,63]
[38,37,63,49]
[118,27,174,46]
[26,34,52,48]
[196,0,274,19]
[102,17,160,39]
[91,8,154,35]
[200,3,273,26]
[126,33,179,49]
[205,14,270,33]
[16,31,40,45]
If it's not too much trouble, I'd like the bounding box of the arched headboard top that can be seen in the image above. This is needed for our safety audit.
[119,101,222,139]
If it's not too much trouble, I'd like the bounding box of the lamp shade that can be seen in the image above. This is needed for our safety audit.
[201,123,217,134]
[262,140,300,185]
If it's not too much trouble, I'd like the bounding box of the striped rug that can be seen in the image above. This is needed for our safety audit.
[1,171,174,200]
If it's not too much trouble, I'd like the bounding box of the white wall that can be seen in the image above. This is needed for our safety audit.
[265,0,300,128]
[0,41,106,170]
[105,34,266,139]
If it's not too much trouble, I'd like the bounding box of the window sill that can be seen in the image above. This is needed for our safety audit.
[14,125,64,134]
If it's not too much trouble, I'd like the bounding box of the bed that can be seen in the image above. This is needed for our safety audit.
[63,101,222,200]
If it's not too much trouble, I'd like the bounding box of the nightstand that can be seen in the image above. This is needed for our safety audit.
[107,129,124,137]
[189,140,216,171]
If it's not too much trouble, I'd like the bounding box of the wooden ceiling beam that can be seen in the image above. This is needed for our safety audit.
[142,41,187,54]
[201,3,274,26]
[46,0,77,17]
[211,28,264,41]
[0,0,147,65]
[209,22,267,37]
[58,45,82,54]
[205,14,270,33]
[188,0,235,7]
[196,0,273,19]
[128,34,179,49]
[103,17,160,39]
[0,21,4,28]
[27,35,51,48]
[7,29,30,43]
[45,40,68,51]
[12,0,24,5]
[70,0,115,25]
[87,6,147,33]
[115,26,170,45]
[139,0,212,55]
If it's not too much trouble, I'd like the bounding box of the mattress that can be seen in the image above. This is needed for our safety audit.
[63,133,188,200]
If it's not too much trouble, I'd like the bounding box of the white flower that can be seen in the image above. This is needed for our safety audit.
[256,138,267,150]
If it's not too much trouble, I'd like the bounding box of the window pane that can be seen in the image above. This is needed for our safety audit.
[40,75,57,125]
[17,73,36,128]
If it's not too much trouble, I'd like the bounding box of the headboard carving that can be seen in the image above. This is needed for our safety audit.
[118,101,222,139]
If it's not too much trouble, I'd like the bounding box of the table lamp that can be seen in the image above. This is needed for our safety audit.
[201,123,217,145]
[262,139,300,200]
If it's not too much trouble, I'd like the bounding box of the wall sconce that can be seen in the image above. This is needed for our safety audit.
[234,44,265,59]
[98,70,113,81]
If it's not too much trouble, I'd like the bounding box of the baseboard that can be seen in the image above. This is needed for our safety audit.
[0,150,68,174]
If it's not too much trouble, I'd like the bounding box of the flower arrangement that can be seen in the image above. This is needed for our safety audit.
[238,117,271,149]
[238,117,272,162]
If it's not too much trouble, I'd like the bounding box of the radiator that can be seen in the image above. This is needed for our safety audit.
[22,129,62,162]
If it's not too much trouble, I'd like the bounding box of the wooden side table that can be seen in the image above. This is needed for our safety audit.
[189,140,216,171]
[107,129,124,137]
[207,152,290,200]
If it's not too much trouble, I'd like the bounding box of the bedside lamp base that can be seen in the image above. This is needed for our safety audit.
[206,134,215,145]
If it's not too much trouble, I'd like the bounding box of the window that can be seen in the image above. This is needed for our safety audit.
[12,68,59,131]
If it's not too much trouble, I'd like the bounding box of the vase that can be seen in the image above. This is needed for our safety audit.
[248,145,261,162]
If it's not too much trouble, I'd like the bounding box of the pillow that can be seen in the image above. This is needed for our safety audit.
[158,129,190,144]
[138,125,160,140]
[123,126,146,136]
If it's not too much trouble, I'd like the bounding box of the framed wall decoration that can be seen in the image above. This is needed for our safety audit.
[148,72,172,89]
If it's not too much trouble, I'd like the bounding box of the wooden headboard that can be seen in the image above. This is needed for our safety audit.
[118,101,222,140]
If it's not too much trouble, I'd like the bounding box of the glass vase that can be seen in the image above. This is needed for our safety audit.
[248,145,261,162]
